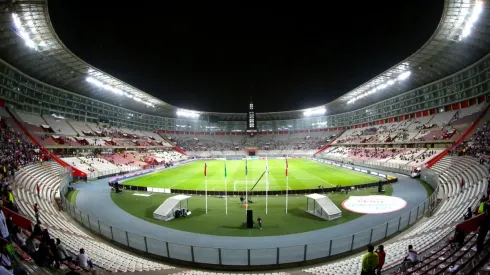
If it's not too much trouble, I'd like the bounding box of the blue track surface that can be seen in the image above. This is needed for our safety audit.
[74,170,426,249]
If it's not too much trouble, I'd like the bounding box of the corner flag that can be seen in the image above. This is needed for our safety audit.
[204,162,208,213]
[286,158,288,176]
[285,155,289,213]
[224,160,228,214]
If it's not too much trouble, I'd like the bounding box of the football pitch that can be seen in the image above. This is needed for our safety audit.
[122,158,381,191]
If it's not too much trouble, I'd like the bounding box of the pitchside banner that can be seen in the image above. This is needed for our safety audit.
[309,158,392,180]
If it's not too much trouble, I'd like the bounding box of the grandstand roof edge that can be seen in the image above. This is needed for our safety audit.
[0,0,489,121]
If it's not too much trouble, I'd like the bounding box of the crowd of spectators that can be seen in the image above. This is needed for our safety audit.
[0,118,100,273]
[451,121,490,157]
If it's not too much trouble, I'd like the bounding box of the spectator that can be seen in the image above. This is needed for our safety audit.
[55,238,70,262]
[34,203,39,224]
[76,248,93,269]
[36,184,40,198]
[13,228,25,249]
[401,245,420,269]
[361,244,378,275]
[476,216,489,252]
[25,235,37,255]
[0,240,26,275]
[0,203,9,242]
[449,227,465,248]
[41,229,50,244]
[464,207,473,220]
[5,216,13,238]
[375,245,385,275]
[32,222,42,238]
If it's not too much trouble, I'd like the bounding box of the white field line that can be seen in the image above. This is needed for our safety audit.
[309,174,335,187]
[169,179,187,188]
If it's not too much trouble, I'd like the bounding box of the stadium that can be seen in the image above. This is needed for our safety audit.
[0,0,489,275]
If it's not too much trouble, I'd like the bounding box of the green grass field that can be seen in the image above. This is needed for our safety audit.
[122,159,381,191]
[111,185,393,236]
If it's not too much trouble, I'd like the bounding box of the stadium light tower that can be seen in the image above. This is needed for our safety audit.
[246,101,257,135]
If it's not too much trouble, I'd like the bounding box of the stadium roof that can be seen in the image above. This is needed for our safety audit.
[0,0,489,121]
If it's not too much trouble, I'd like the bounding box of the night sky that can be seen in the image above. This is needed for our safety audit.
[48,1,443,113]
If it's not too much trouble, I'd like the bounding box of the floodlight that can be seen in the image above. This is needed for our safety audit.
[303,107,326,117]
[347,68,412,105]
[85,77,155,107]
[176,109,200,118]
[459,1,483,40]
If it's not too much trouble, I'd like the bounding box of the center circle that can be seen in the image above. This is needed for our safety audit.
[342,195,407,214]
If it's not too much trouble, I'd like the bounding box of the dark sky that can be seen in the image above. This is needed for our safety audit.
[48,1,443,113]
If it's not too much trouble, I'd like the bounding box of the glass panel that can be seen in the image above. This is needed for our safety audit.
[193,247,220,264]
[371,223,387,243]
[352,229,371,250]
[111,227,128,246]
[249,248,276,265]
[146,238,168,257]
[127,232,146,252]
[330,235,352,255]
[168,243,192,261]
[99,222,113,240]
[220,249,248,266]
[279,245,304,264]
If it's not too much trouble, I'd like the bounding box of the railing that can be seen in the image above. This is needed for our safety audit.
[83,166,141,180]
[318,155,417,176]
[59,172,439,267]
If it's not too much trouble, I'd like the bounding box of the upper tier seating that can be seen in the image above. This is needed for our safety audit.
[319,146,441,168]
[61,156,141,179]
[67,120,95,136]
[42,115,78,136]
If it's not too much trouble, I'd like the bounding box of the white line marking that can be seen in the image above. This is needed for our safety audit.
[169,179,186,188]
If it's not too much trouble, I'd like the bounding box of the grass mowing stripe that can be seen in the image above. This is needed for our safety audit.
[123,159,380,191]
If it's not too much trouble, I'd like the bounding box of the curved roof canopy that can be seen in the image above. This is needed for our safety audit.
[0,0,489,121]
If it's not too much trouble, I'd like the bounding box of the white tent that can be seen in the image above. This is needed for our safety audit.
[305,193,342,220]
[153,194,191,221]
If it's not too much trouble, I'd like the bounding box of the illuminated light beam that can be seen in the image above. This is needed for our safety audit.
[303,106,326,117]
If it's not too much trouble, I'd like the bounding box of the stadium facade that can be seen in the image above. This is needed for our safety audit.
[0,0,489,134]
[0,1,489,273]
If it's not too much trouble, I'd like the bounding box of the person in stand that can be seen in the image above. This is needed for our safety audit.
[361,244,378,275]
[401,245,420,270]
[257,217,262,229]
[75,248,93,270]
[476,212,489,252]
[464,207,473,220]
[449,227,465,248]
[460,178,465,193]
[36,184,40,198]
[0,203,10,242]
[375,245,385,275]
[34,203,40,224]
